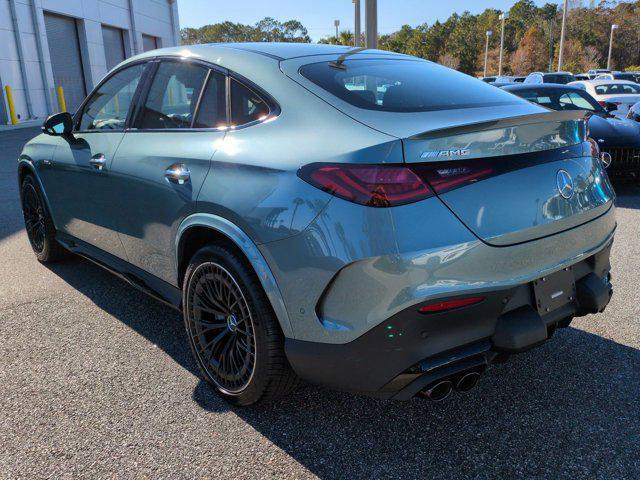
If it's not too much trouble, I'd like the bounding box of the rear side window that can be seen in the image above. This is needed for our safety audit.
[300,59,521,112]
[595,83,640,95]
[193,71,226,129]
[230,79,270,126]
[136,61,208,129]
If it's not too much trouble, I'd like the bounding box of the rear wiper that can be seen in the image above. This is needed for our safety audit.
[329,47,367,70]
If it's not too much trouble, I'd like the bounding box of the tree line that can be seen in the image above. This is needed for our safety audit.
[181,0,640,75]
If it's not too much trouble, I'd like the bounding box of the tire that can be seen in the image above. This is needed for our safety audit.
[20,174,67,263]
[182,245,299,406]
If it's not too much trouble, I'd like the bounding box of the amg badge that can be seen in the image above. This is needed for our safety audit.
[420,149,471,159]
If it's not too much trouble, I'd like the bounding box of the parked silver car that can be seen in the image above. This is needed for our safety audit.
[18,43,615,405]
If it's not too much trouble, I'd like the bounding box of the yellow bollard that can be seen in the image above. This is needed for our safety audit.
[57,86,66,112]
[5,85,18,125]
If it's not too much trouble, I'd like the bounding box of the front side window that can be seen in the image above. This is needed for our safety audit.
[301,59,522,112]
[136,61,208,129]
[230,79,270,126]
[78,63,145,131]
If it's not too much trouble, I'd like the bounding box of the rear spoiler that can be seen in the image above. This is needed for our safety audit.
[403,110,590,163]
[409,110,590,141]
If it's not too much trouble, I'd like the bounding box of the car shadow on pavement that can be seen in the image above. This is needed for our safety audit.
[45,254,640,479]
[613,183,640,209]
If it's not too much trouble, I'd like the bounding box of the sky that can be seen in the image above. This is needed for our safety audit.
[177,0,558,42]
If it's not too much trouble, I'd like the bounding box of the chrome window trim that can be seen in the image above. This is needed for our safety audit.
[73,54,281,135]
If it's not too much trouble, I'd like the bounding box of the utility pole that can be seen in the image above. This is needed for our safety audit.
[353,0,361,47]
[334,19,340,41]
[365,0,377,49]
[498,12,507,76]
[484,30,492,77]
[557,0,568,71]
[607,24,619,70]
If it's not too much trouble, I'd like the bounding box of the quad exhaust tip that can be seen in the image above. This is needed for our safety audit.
[420,380,453,402]
[419,371,482,401]
[455,371,481,393]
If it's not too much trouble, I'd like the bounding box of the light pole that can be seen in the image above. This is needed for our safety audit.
[365,0,377,49]
[484,30,492,77]
[548,18,554,71]
[498,13,507,76]
[607,24,619,70]
[557,0,568,71]
[353,0,361,47]
[334,19,340,41]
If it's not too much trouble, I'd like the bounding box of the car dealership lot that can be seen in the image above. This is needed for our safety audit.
[1,128,639,479]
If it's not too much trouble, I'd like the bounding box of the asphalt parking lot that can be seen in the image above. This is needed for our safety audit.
[0,127,639,479]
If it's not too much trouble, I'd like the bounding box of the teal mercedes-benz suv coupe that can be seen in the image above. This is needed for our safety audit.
[18,43,615,405]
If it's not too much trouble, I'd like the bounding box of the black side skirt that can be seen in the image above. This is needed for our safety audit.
[56,232,182,311]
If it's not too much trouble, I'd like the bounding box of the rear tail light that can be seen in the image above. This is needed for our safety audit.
[298,162,495,207]
[598,100,621,108]
[419,296,485,314]
[415,164,494,195]
[297,164,433,207]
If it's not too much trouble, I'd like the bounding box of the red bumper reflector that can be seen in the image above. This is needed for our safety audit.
[419,296,485,314]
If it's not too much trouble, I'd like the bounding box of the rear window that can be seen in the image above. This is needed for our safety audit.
[595,83,640,95]
[516,88,603,113]
[544,74,575,84]
[299,59,521,112]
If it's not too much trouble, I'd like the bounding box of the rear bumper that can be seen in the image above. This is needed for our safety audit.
[285,240,613,399]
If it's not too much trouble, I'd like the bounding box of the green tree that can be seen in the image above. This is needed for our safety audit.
[319,30,355,46]
[511,25,550,74]
[446,12,481,73]
[180,17,310,45]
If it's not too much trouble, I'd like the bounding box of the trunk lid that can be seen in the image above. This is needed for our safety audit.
[403,111,615,246]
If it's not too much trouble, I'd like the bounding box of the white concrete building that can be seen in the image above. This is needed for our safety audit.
[0,0,180,124]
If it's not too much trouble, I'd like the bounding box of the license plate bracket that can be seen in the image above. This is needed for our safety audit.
[533,267,576,315]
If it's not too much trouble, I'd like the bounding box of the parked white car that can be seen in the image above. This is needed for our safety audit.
[569,79,640,115]
[595,72,640,83]
[524,71,575,84]
[587,69,611,79]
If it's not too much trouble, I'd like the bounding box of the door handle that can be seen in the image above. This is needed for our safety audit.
[164,163,190,184]
[90,153,107,171]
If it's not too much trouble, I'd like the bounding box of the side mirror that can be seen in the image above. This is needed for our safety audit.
[42,112,73,136]
[605,102,618,113]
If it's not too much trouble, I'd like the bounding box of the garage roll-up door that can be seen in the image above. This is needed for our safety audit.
[102,25,126,71]
[44,13,86,113]
[142,34,158,52]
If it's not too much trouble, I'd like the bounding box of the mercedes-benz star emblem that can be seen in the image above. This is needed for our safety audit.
[226,314,238,332]
[557,169,574,200]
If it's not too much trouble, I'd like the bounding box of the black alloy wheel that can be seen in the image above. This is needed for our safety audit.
[20,175,66,262]
[185,262,257,394]
[22,181,46,254]
[183,245,299,405]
